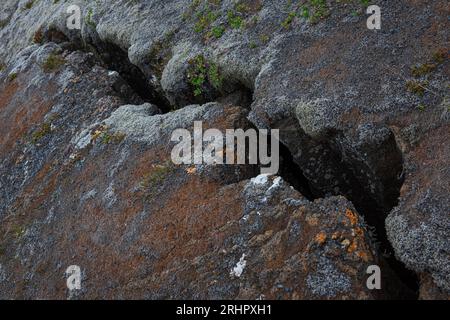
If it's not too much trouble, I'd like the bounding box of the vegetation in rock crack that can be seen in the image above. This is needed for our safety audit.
[31,122,52,144]
[140,162,175,200]
[8,72,18,82]
[42,53,66,73]
[186,55,223,97]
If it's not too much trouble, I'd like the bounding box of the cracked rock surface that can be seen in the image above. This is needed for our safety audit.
[0,0,448,299]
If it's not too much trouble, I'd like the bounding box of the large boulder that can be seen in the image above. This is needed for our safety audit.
[0,0,448,298]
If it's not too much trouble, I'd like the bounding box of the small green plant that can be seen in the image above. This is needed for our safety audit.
[281,11,297,29]
[0,63,5,72]
[406,80,429,97]
[31,122,52,144]
[227,10,243,29]
[208,63,222,89]
[8,72,18,82]
[33,28,44,44]
[432,49,447,64]
[309,0,329,23]
[0,20,8,29]
[300,6,310,19]
[24,0,35,10]
[411,63,437,77]
[148,31,175,79]
[99,131,126,145]
[42,53,66,73]
[417,104,426,112]
[210,25,225,38]
[140,161,175,199]
[187,55,223,97]
[350,10,359,17]
[85,8,96,28]
[359,0,370,6]
[235,2,250,14]
[259,34,269,44]
[194,9,219,33]
[12,225,26,239]
[249,41,257,49]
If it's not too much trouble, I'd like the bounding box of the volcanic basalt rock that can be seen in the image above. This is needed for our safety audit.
[0,0,448,299]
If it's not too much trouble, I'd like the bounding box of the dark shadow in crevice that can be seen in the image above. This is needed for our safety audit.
[274,117,419,298]
[83,41,173,112]
[40,27,173,112]
[326,131,419,297]
[278,142,315,201]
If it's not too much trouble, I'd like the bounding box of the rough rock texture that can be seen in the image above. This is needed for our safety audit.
[0,48,390,299]
[0,0,448,299]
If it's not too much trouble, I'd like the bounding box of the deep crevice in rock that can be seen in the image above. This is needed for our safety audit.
[41,28,173,112]
[274,118,419,298]
[278,142,315,201]
[82,41,173,112]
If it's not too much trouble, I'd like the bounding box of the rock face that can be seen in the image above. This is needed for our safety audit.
[0,0,448,299]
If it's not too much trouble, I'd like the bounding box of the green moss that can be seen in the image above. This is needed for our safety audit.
[0,20,8,29]
[194,10,219,33]
[85,8,96,28]
[33,28,44,44]
[187,55,223,97]
[140,161,175,199]
[281,11,297,29]
[12,225,26,239]
[359,0,369,6]
[210,25,225,38]
[406,80,429,97]
[208,63,222,88]
[227,10,243,29]
[411,63,437,77]
[259,34,269,44]
[417,104,426,112]
[8,72,18,82]
[300,6,310,19]
[42,53,66,73]
[99,131,126,145]
[433,49,447,64]
[235,2,250,14]
[31,122,52,144]
[24,0,35,10]
[309,0,329,23]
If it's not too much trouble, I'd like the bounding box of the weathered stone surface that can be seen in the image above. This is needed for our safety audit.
[0,48,386,299]
[0,0,448,299]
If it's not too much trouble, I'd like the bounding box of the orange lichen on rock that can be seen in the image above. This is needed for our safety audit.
[345,209,358,226]
[305,214,319,226]
[315,231,327,245]
[185,167,197,174]
[347,239,358,254]
[356,250,369,262]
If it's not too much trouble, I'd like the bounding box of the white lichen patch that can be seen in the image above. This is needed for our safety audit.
[230,253,247,278]
[250,174,270,186]
[72,126,95,150]
[267,176,282,192]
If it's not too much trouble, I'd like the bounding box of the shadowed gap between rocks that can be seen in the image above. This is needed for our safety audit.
[41,28,254,113]
[39,28,173,111]
[276,119,420,298]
